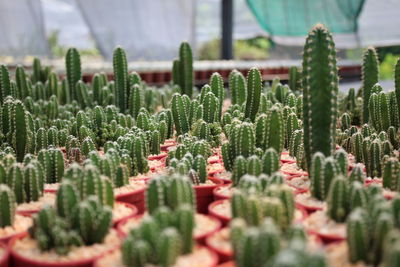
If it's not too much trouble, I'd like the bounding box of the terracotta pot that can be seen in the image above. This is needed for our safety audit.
[44,189,57,194]
[208,156,222,165]
[115,187,146,214]
[0,241,9,267]
[208,199,231,227]
[9,232,112,267]
[160,140,176,151]
[112,202,138,226]
[116,214,221,245]
[213,185,231,201]
[194,177,224,214]
[205,228,233,263]
[147,152,168,161]
[282,170,308,177]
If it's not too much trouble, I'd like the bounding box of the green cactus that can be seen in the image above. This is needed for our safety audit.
[0,65,12,104]
[0,185,16,227]
[362,47,379,123]
[128,84,142,119]
[8,163,25,204]
[244,67,262,122]
[369,90,391,132]
[114,164,129,188]
[177,42,193,98]
[37,147,65,183]
[222,122,256,171]
[382,157,400,191]
[367,139,383,178]
[171,93,190,136]
[288,66,302,91]
[15,65,30,99]
[201,92,219,123]
[210,73,224,119]
[262,148,279,176]
[310,153,339,201]
[340,113,351,131]
[12,100,31,162]
[56,180,79,219]
[302,24,338,170]
[192,155,207,184]
[113,46,129,112]
[285,112,300,149]
[229,69,247,105]
[346,208,369,263]
[349,164,365,183]
[65,48,81,101]
[327,176,349,222]
[24,163,44,202]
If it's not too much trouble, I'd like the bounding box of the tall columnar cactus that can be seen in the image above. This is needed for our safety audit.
[0,65,12,104]
[369,90,391,132]
[327,176,349,222]
[7,163,25,204]
[37,147,65,183]
[261,148,279,175]
[244,67,262,122]
[113,46,129,113]
[24,163,44,202]
[351,132,364,163]
[382,157,400,191]
[288,66,302,91]
[15,65,29,99]
[302,24,338,170]
[0,185,16,227]
[285,112,300,149]
[177,42,193,98]
[171,93,190,136]
[128,84,142,119]
[362,47,379,123]
[367,139,383,178]
[229,69,247,105]
[340,113,351,131]
[222,122,256,171]
[65,48,81,101]
[395,58,400,121]
[265,105,284,154]
[310,153,339,201]
[346,208,369,263]
[201,92,218,123]
[210,72,224,119]
[12,100,31,162]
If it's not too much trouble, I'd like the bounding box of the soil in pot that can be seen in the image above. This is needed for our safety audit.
[295,192,326,214]
[16,193,56,216]
[303,210,346,244]
[94,245,218,267]
[324,241,366,267]
[0,214,32,244]
[194,177,224,214]
[280,162,307,176]
[10,230,120,267]
[213,184,232,200]
[115,179,147,214]
[205,227,232,263]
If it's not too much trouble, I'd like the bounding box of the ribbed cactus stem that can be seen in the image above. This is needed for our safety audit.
[229,70,247,105]
[347,208,369,263]
[113,46,129,113]
[178,42,193,98]
[302,24,338,169]
[0,185,16,227]
[65,48,81,101]
[244,67,262,122]
[362,47,379,123]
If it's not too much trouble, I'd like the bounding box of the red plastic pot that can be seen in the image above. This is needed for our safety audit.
[208,155,222,165]
[308,229,346,244]
[160,140,176,151]
[208,165,225,177]
[0,241,9,267]
[44,189,57,194]
[0,214,32,244]
[208,200,231,227]
[205,228,233,263]
[213,185,232,201]
[148,152,167,161]
[9,232,115,267]
[194,177,224,214]
[117,214,221,245]
[115,187,146,214]
[295,200,323,214]
[112,202,138,226]
[280,152,296,164]
[282,170,308,177]
[217,261,235,267]
[195,215,222,245]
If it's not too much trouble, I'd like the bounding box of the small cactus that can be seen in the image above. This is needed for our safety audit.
[244,67,262,122]
[229,70,247,105]
[362,47,379,123]
[0,185,16,227]
[37,147,65,183]
[113,46,129,113]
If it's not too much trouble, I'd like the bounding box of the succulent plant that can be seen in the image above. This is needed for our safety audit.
[302,24,338,169]
[175,42,193,98]
[37,147,65,183]
[113,46,129,113]
[171,93,190,136]
[229,69,247,105]
[65,48,81,101]
[369,90,391,132]
[0,184,16,227]
[382,157,400,191]
[309,152,339,201]
[244,67,262,122]
[327,176,349,222]
[362,47,379,123]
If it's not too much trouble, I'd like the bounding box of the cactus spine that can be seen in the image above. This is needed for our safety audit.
[302,24,338,169]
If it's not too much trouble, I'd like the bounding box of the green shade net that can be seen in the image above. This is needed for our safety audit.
[246,0,365,36]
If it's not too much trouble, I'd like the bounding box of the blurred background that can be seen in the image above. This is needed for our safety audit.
[1,0,399,87]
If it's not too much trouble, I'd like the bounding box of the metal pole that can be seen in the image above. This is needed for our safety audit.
[221,0,233,60]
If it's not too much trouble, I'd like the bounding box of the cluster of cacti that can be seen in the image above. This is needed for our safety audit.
[146,174,195,214]
[231,218,326,267]
[122,204,194,266]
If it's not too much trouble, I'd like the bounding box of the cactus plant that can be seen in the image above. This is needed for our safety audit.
[65,48,81,101]
[229,69,247,105]
[37,147,65,183]
[302,24,338,169]
[113,46,129,113]
[310,153,339,200]
[362,47,379,123]
[244,67,262,122]
[0,185,16,227]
